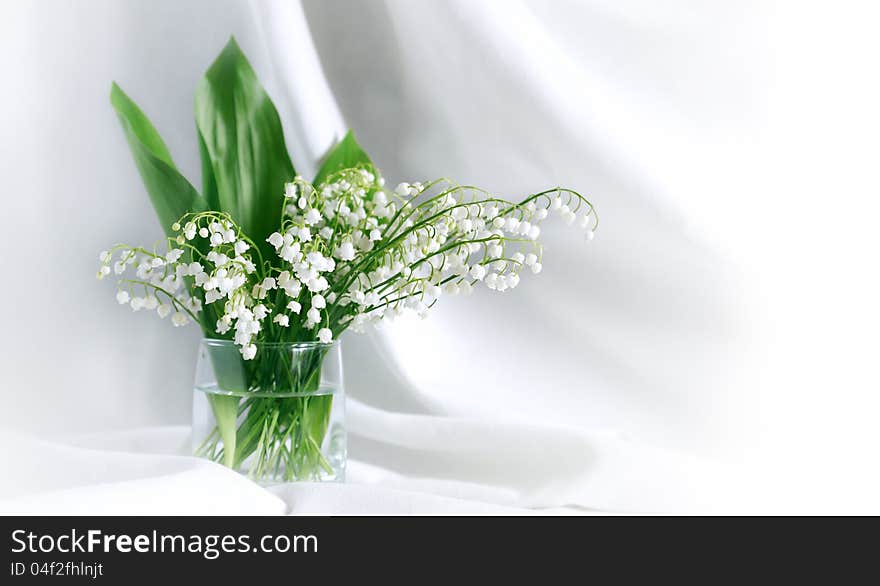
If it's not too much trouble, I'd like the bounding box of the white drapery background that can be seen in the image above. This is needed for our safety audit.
[1,0,878,513]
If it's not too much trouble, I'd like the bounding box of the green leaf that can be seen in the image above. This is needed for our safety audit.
[312,130,373,187]
[198,130,219,212]
[195,37,295,259]
[204,343,249,469]
[110,82,204,236]
[207,393,240,469]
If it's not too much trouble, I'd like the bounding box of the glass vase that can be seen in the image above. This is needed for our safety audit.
[192,339,345,483]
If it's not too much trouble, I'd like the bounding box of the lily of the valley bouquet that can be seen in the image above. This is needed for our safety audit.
[98,39,597,483]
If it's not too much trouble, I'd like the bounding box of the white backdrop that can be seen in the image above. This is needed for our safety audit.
[1,0,879,513]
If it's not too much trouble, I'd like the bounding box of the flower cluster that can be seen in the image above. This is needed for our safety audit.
[96,244,200,328]
[99,166,596,359]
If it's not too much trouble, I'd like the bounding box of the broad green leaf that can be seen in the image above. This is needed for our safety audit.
[198,130,219,212]
[195,37,295,259]
[207,393,240,468]
[110,82,204,236]
[204,343,248,468]
[312,130,373,187]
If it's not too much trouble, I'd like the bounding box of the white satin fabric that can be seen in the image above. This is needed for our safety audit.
[3,0,878,514]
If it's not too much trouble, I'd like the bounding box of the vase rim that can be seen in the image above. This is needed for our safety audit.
[200,337,340,349]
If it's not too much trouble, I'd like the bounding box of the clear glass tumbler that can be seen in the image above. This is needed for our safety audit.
[192,339,345,483]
